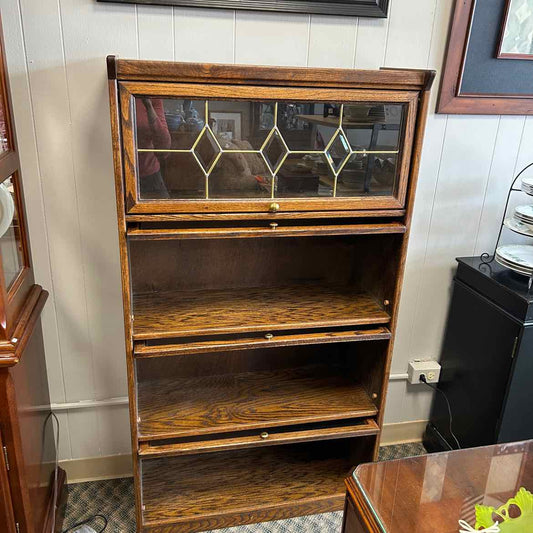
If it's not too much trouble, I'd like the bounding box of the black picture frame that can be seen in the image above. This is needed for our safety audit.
[97,0,389,18]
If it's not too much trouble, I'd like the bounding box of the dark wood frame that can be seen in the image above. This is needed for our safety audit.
[97,0,389,18]
[438,0,533,114]
[108,56,434,533]
[497,0,533,61]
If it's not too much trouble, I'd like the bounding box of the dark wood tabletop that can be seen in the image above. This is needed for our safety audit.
[344,440,533,533]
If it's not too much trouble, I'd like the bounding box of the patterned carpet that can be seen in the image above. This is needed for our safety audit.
[63,443,425,533]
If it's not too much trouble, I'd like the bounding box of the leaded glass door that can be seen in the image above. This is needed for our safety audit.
[119,83,418,214]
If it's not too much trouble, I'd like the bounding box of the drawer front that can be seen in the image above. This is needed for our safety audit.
[138,418,380,459]
[119,82,418,214]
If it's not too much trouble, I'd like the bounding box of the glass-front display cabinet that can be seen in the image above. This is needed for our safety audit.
[0,15,63,533]
[109,57,434,533]
[119,82,418,214]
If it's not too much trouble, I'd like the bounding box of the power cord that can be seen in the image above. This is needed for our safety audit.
[42,412,108,533]
[62,515,108,533]
[420,374,461,450]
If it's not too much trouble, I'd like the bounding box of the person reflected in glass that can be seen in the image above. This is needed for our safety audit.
[136,98,171,198]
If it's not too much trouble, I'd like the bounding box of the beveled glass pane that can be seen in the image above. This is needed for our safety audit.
[343,104,404,152]
[0,176,25,289]
[209,153,272,198]
[336,153,398,197]
[263,130,287,172]
[135,97,205,150]
[0,96,8,154]
[275,154,334,198]
[138,152,205,199]
[277,103,339,151]
[326,131,350,172]
[194,128,220,172]
[208,101,274,150]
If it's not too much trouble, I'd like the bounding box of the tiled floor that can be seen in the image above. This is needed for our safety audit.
[63,443,425,533]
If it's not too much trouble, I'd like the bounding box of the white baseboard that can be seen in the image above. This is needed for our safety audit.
[61,420,426,484]
[379,419,427,445]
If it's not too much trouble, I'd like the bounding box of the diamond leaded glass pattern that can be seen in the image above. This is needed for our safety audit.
[135,99,404,200]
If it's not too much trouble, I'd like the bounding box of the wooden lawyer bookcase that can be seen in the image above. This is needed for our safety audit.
[107,57,434,533]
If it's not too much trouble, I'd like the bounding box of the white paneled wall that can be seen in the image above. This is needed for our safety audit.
[1,0,531,461]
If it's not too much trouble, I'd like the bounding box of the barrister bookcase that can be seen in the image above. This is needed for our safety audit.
[107,57,434,533]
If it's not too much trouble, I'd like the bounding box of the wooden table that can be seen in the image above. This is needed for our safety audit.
[343,440,533,533]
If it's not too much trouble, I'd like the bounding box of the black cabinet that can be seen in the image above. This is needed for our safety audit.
[424,257,533,451]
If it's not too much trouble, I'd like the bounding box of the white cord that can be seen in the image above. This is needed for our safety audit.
[458,520,500,532]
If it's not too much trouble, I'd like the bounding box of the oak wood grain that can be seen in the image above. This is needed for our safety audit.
[133,285,390,340]
[127,222,406,240]
[110,57,433,92]
[137,365,378,440]
[139,419,380,458]
[141,440,370,531]
[134,327,391,358]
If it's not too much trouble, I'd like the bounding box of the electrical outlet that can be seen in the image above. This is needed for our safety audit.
[407,360,441,384]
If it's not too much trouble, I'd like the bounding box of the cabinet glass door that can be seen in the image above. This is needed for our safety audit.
[120,84,418,213]
[0,175,26,289]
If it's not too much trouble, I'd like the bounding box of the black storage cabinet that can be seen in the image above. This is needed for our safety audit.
[424,257,533,451]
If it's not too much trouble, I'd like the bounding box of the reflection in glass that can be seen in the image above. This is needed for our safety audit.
[210,153,271,198]
[343,104,404,152]
[194,128,220,172]
[0,176,24,289]
[337,153,398,197]
[139,152,205,199]
[263,131,287,173]
[277,103,339,151]
[132,98,405,201]
[208,101,273,150]
[276,154,334,198]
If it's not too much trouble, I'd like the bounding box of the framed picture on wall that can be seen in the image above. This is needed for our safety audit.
[209,111,242,142]
[97,0,389,17]
[498,0,533,60]
[438,0,533,114]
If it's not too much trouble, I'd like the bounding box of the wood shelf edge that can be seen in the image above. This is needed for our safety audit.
[0,284,48,367]
[134,327,391,358]
[142,494,345,533]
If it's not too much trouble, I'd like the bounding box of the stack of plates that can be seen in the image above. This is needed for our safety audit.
[522,176,533,195]
[514,204,533,225]
[495,244,533,276]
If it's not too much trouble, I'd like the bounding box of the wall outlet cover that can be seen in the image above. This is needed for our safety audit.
[407,360,441,384]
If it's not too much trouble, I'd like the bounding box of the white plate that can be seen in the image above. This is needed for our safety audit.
[522,176,533,189]
[496,244,533,270]
[515,205,533,223]
[495,256,533,276]
[495,253,533,276]
[505,218,533,237]
[0,183,14,238]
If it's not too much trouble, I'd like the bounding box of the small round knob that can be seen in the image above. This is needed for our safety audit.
[260,432,269,439]
[269,222,278,229]
[384,299,390,306]
[371,393,378,400]
[265,333,274,340]
[269,202,280,212]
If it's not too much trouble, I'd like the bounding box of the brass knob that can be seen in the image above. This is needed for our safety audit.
[371,393,378,400]
[260,432,269,439]
[269,222,278,229]
[265,333,274,340]
[269,202,280,212]
[384,299,390,306]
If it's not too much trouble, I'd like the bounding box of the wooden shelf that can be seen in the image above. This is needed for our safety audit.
[137,365,378,441]
[133,285,390,340]
[134,327,391,358]
[127,222,406,240]
[141,441,363,532]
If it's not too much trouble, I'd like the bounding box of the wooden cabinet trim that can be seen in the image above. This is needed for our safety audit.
[118,82,418,214]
